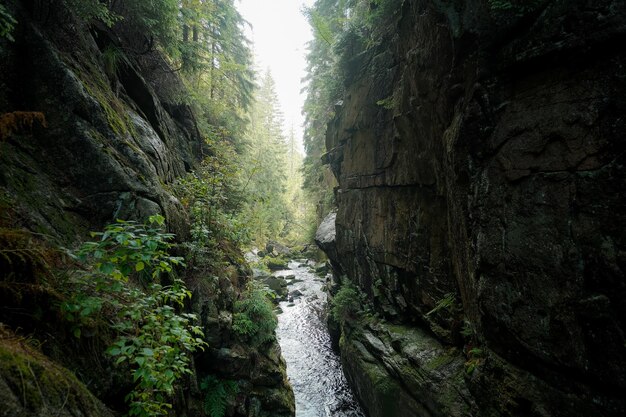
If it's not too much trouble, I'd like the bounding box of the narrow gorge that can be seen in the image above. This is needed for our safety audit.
[0,1,624,417]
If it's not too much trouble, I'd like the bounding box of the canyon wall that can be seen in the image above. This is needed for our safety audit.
[0,2,293,416]
[320,0,626,416]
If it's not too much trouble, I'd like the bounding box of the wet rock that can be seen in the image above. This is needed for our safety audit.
[266,240,291,256]
[252,268,270,278]
[266,258,289,270]
[288,290,303,302]
[341,321,474,417]
[259,276,288,301]
[315,263,329,275]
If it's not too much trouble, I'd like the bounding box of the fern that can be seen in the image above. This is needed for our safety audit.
[200,375,238,417]
[232,282,277,347]
[426,293,457,317]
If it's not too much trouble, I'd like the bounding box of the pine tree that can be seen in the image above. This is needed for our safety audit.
[239,70,290,245]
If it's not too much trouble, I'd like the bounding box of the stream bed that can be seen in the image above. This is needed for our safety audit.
[273,260,365,417]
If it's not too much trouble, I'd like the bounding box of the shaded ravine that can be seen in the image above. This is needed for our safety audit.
[274,260,365,417]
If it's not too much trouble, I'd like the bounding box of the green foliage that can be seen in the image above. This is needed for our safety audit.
[108,291,205,417]
[460,320,475,338]
[200,375,239,417]
[63,0,120,27]
[237,71,292,245]
[63,216,206,417]
[465,347,485,375]
[172,137,252,272]
[111,0,179,54]
[232,282,277,347]
[426,293,458,317]
[330,281,362,326]
[0,4,17,42]
[376,96,395,110]
[76,215,182,282]
[301,1,349,226]
[102,45,125,78]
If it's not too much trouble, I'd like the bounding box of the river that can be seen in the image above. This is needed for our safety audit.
[274,260,366,417]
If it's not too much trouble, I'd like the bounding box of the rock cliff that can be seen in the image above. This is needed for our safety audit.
[0,1,201,242]
[0,1,293,416]
[320,1,626,416]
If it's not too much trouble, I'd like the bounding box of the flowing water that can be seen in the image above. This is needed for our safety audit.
[274,260,366,417]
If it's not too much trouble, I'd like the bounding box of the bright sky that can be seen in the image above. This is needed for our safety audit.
[237,0,315,153]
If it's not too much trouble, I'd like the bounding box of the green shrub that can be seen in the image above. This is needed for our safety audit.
[63,215,206,417]
[330,282,361,326]
[232,282,277,347]
[200,375,239,417]
[63,0,120,27]
[426,293,458,317]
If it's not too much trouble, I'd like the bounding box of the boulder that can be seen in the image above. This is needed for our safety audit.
[266,240,291,256]
[314,211,342,275]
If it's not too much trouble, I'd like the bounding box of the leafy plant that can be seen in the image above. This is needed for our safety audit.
[376,96,395,110]
[465,347,485,375]
[76,215,182,282]
[102,45,125,78]
[330,281,362,326]
[232,282,277,348]
[63,0,120,27]
[200,375,239,417]
[64,215,206,417]
[0,4,16,42]
[426,293,458,317]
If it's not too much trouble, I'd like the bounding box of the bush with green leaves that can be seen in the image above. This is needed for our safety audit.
[232,282,277,348]
[200,375,239,417]
[63,0,120,27]
[330,281,362,326]
[63,215,206,417]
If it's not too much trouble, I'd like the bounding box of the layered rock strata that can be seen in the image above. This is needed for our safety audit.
[319,1,626,416]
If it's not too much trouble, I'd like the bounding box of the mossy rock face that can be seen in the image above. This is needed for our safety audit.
[339,321,475,417]
[265,257,289,271]
[0,0,202,242]
[0,326,113,417]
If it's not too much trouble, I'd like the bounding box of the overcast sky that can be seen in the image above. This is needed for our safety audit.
[237,0,315,153]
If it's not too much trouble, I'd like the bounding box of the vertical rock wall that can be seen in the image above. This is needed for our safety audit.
[0,1,202,242]
[321,1,626,416]
[0,2,295,416]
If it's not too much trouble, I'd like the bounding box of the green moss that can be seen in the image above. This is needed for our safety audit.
[67,56,136,140]
[0,334,112,416]
[81,81,129,136]
[425,349,457,370]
